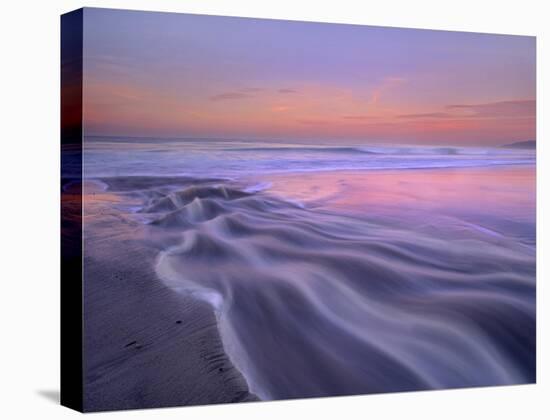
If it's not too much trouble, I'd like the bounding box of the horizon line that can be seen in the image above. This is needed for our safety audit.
[83,134,536,148]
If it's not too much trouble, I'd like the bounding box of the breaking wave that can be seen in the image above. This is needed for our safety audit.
[82,138,536,179]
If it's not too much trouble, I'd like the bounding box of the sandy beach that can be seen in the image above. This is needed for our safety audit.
[81,164,535,409]
[82,179,258,411]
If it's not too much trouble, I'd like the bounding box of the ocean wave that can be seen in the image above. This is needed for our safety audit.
[123,179,538,400]
[224,144,533,156]
[81,140,535,180]
[226,146,380,154]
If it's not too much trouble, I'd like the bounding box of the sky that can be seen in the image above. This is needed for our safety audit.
[82,8,536,146]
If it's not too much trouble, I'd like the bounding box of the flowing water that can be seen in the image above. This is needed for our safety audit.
[81,137,536,400]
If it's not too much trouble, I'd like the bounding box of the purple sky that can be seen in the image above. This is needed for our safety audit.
[83,8,536,146]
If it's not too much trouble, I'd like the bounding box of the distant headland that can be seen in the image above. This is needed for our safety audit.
[500,140,536,149]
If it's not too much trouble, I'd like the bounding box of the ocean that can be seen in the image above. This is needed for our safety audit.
[79,136,535,179]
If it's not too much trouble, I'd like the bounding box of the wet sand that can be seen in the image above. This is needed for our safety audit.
[81,165,535,409]
[82,181,258,411]
[260,166,535,218]
[259,165,535,245]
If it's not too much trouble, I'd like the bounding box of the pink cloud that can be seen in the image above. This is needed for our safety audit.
[397,112,453,119]
[446,100,535,118]
[342,115,379,120]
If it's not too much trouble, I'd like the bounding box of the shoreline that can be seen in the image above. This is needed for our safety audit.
[81,161,536,184]
[82,182,258,411]
[82,163,535,409]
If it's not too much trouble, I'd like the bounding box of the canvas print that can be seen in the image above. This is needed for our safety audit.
[61,7,536,412]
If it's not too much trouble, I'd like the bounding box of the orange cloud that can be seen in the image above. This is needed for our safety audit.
[272,106,291,113]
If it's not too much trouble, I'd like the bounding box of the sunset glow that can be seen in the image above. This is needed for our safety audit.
[83,8,535,145]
